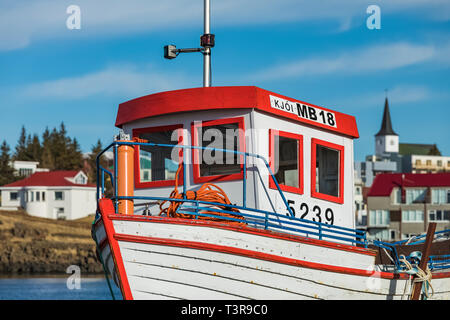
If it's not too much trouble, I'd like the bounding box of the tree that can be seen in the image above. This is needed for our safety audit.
[14,126,28,161]
[26,134,42,162]
[87,139,104,183]
[0,141,16,186]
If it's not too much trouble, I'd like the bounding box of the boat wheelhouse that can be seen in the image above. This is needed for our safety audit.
[92,86,450,300]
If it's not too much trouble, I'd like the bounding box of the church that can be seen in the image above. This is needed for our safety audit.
[354,98,450,240]
[355,97,449,188]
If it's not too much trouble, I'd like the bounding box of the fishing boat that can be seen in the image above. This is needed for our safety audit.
[91,1,450,300]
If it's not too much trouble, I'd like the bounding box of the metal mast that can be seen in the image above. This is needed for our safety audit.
[203,0,211,87]
[163,0,215,87]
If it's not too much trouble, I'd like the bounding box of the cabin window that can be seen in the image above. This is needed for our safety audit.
[133,124,183,188]
[269,129,303,194]
[311,138,344,204]
[9,192,18,201]
[192,117,245,183]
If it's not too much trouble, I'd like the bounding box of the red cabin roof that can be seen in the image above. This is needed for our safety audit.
[115,86,359,138]
[2,171,95,188]
[368,173,450,197]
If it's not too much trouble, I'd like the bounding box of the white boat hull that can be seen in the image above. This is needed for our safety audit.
[93,201,450,300]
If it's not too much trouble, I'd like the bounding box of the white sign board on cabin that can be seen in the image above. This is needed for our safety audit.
[269,95,337,128]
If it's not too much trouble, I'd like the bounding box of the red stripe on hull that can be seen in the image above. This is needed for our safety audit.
[108,214,377,257]
[98,199,134,300]
[114,233,406,280]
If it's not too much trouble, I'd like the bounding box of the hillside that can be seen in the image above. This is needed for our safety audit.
[0,210,103,274]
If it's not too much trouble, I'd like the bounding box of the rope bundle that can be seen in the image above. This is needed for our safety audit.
[400,255,434,300]
[159,163,246,226]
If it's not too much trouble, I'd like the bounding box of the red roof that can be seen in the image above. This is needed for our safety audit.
[115,86,359,138]
[368,173,450,197]
[2,171,95,188]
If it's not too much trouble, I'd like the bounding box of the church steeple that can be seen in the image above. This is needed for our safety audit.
[375,96,399,155]
[375,97,397,137]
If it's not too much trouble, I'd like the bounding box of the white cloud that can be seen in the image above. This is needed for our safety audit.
[0,0,449,51]
[21,64,190,99]
[249,42,436,80]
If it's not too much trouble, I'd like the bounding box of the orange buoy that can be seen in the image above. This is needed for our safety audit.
[117,141,134,215]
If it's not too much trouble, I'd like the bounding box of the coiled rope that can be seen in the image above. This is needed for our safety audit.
[159,163,246,226]
[399,254,434,300]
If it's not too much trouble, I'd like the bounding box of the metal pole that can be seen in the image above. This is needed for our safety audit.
[203,0,211,87]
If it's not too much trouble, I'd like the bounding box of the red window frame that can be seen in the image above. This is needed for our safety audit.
[311,138,344,204]
[191,117,245,184]
[269,129,304,195]
[132,124,184,189]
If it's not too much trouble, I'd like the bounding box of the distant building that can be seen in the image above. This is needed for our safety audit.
[354,175,368,230]
[366,173,450,241]
[402,154,450,174]
[355,98,398,187]
[0,170,96,220]
[355,97,448,186]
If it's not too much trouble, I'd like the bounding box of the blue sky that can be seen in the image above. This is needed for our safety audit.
[0,0,449,162]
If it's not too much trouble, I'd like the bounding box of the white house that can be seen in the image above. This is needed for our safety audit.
[12,160,50,177]
[0,170,97,220]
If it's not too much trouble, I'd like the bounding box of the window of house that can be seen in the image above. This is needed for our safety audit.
[369,229,390,241]
[437,160,442,167]
[393,188,402,204]
[9,192,18,201]
[30,191,34,202]
[415,159,421,165]
[75,175,86,184]
[405,188,426,204]
[36,191,40,201]
[311,138,344,204]
[269,129,303,194]
[42,192,45,201]
[19,168,33,177]
[133,124,183,188]
[192,117,245,183]
[55,191,64,201]
[369,210,390,226]
[432,188,447,204]
[429,210,450,222]
[426,159,432,166]
[402,210,424,222]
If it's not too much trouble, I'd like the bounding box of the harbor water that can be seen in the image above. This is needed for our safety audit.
[0,275,122,300]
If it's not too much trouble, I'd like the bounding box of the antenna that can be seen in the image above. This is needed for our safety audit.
[164,0,215,87]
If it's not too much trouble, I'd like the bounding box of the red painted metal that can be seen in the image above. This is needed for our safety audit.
[132,124,184,189]
[191,116,246,184]
[115,86,359,138]
[268,129,304,195]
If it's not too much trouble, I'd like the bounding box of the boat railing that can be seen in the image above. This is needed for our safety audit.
[95,140,406,266]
